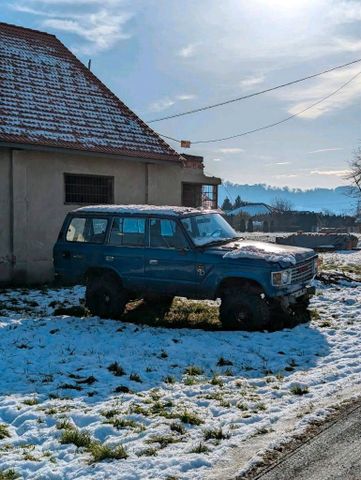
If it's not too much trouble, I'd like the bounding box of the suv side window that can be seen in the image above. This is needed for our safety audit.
[109,217,146,246]
[66,217,108,243]
[149,218,188,249]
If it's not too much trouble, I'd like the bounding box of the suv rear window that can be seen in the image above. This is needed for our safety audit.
[109,217,146,246]
[66,217,108,243]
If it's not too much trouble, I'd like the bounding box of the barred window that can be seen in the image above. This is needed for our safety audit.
[64,173,114,204]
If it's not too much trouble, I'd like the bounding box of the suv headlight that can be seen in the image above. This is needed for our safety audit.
[272,269,291,286]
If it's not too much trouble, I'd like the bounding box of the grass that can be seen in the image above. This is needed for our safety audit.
[184,365,204,376]
[23,398,38,406]
[60,428,92,448]
[88,442,128,462]
[178,410,203,426]
[163,375,176,384]
[189,442,209,454]
[123,298,220,330]
[210,375,224,387]
[290,385,310,396]
[0,470,19,480]
[217,357,233,367]
[56,419,74,430]
[109,418,141,430]
[137,447,158,457]
[129,373,142,383]
[0,424,10,440]
[101,409,119,419]
[170,422,186,435]
[146,434,180,449]
[203,427,229,441]
[59,426,127,462]
[310,309,321,320]
[107,362,125,377]
[150,400,173,416]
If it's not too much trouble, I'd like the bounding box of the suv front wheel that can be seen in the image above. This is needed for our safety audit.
[86,273,128,319]
[220,286,270,331]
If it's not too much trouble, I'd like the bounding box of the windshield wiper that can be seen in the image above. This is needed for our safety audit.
[198,238,236,248]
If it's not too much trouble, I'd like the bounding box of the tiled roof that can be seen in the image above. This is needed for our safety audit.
[0,23,181,162]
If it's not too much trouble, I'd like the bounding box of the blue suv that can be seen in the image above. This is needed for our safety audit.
[53,205,317,330]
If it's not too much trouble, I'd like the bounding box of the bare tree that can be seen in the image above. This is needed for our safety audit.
[271,196,294,212]
[348,149,361,197]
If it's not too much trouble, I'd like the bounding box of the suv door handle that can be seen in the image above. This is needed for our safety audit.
[149,259,158,265]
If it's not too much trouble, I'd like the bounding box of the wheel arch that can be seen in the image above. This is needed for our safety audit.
[216,276,265,298]
[84,267,123,285]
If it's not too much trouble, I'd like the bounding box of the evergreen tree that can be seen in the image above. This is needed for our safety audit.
[233,195,243,209]
[221,197,233,211]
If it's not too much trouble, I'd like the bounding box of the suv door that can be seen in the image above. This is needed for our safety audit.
[55,215,109,283]
[103,216,146,291]
[144,217,198,296]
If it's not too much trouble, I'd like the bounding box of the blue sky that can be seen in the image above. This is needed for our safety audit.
[2,0,361,189]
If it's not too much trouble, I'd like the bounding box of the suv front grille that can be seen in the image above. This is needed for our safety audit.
[290,259,315,285]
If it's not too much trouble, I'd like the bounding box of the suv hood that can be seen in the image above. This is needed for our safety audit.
[211,240,315,267]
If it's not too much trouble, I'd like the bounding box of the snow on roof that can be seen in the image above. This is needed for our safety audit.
[227,203,273,217]
[73,204,220,216]
[0,23,181,163]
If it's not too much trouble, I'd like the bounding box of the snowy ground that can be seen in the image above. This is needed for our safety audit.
[0,250,360,479]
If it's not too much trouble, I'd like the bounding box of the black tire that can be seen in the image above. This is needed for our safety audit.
[86,273,128,319]
[270,296,311,330]
[219,286,270,331]
[143,295,174,309]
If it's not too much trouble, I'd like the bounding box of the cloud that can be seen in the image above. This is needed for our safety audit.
[11,1,133,54]
[274,161,291,165]
[178,43,198,58]
[148,98,176,112]
[278,65,361,119]
[176,94,196,101]
[148,94,196,112]
[212,158,222,162]
[239,75,265,89]
[308,147,344,154]
[218,147,244,154]
[310,169,350,177]
[273,174,299,179]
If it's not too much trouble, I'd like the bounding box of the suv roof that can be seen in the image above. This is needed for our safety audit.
[72,204,220,217]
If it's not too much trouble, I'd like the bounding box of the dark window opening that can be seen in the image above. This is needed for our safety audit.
[182,183,218,209]
[64,173,114,204]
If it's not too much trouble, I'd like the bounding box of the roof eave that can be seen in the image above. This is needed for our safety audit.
[0,141,183,166]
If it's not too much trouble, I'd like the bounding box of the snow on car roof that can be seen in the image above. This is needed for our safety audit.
[73,204,221,216]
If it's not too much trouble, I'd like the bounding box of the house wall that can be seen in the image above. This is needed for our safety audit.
[7,149,183,284]
[0,149,12,282]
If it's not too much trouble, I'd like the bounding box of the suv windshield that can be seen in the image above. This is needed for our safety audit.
[181,213,238,246]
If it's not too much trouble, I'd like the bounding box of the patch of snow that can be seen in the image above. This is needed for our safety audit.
[74,205,219,216]
[0,250,360,479]
[223,242,298,265]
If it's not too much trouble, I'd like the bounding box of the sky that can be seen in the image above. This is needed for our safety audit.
[2,0,361,189]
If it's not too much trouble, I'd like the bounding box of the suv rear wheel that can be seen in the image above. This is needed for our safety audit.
[220,286,270,331]
[86,273,128,319]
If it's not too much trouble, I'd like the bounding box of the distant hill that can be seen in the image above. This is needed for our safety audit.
[219,183,357,215]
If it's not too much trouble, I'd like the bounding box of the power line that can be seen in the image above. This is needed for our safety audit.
[148,57,361,123]
[158,69,361,145]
